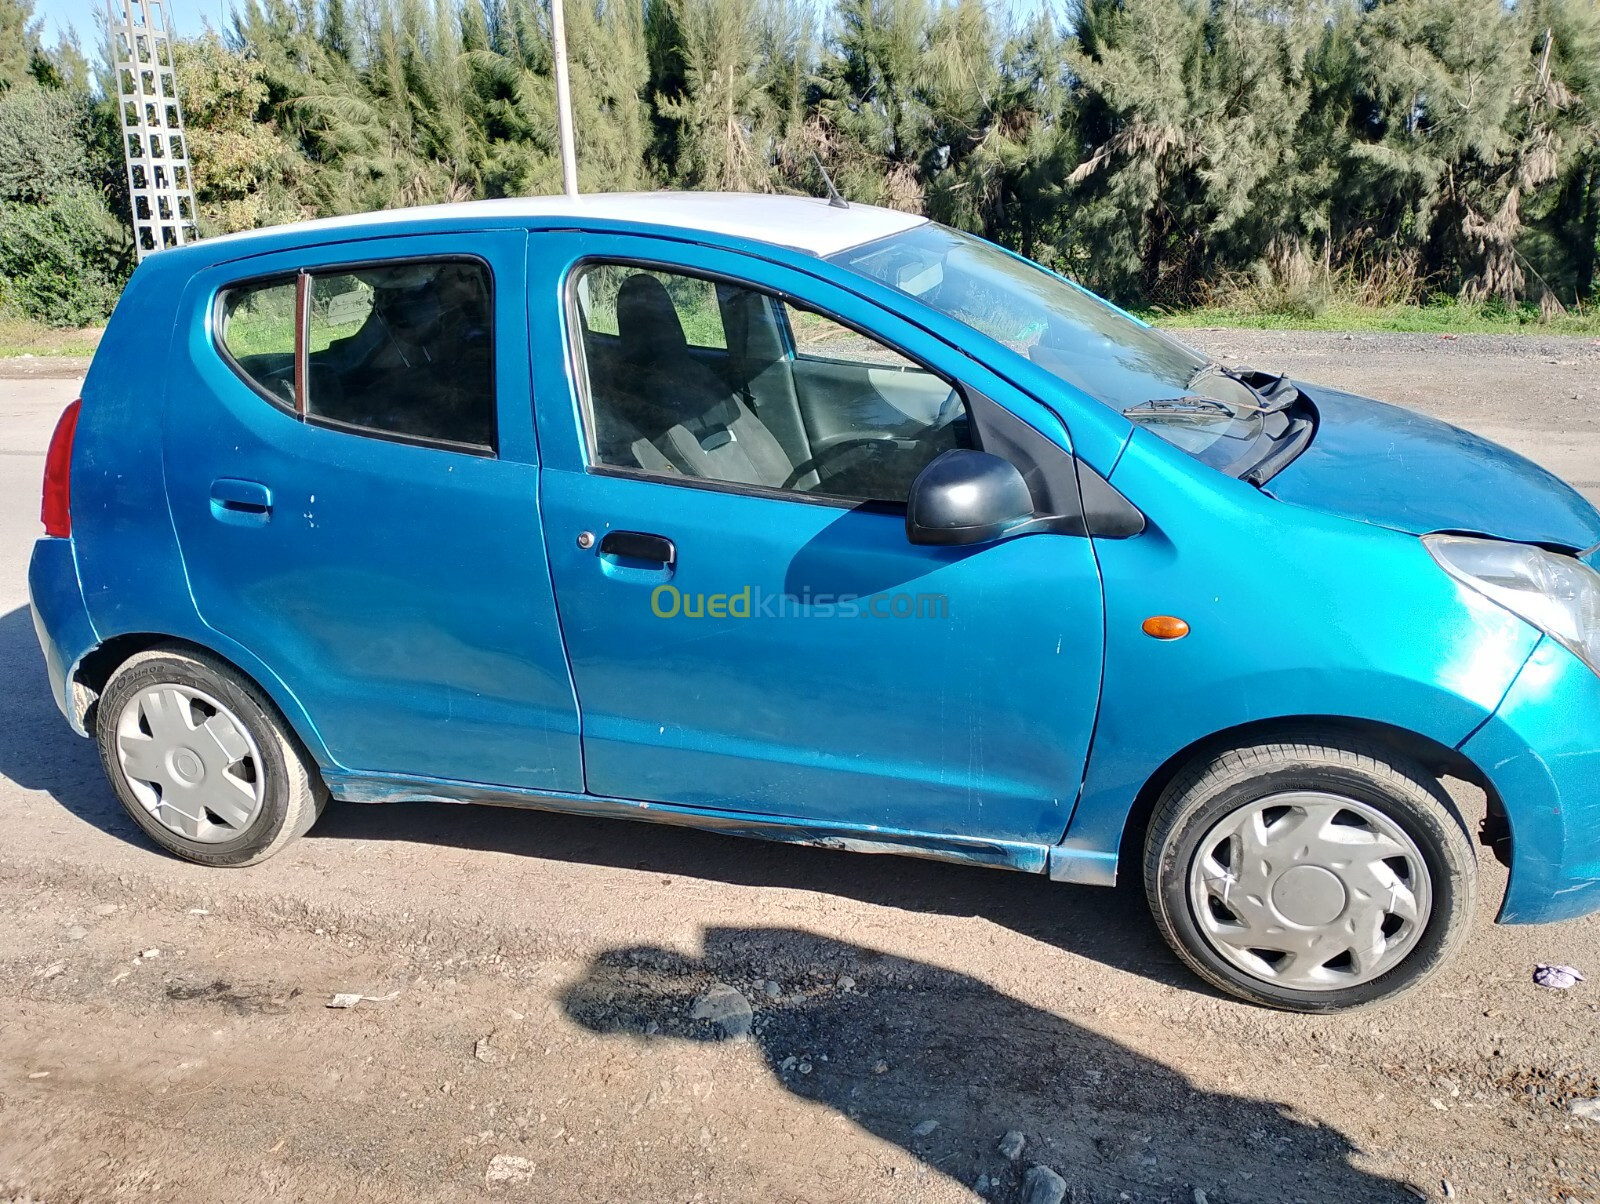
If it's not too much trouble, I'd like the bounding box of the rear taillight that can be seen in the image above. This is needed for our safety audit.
[41,398,82,538]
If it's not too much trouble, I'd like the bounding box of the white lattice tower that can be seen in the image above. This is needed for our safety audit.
[108,0,198,260]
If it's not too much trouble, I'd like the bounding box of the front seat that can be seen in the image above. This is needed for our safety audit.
[608,274,794,488]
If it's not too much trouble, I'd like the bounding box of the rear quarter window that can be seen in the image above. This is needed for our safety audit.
[218,277,298,408]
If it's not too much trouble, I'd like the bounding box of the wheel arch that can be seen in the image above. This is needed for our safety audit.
[1111,714,1504,881]
[70,631,334,771]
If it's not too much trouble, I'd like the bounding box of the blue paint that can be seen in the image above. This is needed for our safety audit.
[25,197,1600,933]
[27,536,98,733]
[1462,636,1600,924]
[1269,386,1600,549]
[531,232,1103,846]
[1067,427,1545,870]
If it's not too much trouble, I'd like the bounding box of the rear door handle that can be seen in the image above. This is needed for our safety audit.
[599,530,675,565]
[210,478,273,525]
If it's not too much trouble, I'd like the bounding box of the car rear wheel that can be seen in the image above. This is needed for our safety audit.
[1144,734,1475,1012]
[96,646,326,867]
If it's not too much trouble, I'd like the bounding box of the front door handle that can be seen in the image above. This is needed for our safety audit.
[210,478,273,525]
[599,530,675,565]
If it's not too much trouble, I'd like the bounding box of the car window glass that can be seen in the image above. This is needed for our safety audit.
[218,278,298,407]
[574,262,971,505]
[786,306,922,369]
[579,264,726,349]
[305,260,496,450]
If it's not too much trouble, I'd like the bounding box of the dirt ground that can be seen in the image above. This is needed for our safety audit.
[2,335,1598,1204]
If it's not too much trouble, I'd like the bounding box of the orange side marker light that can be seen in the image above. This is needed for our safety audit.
[1142,615,1190,641]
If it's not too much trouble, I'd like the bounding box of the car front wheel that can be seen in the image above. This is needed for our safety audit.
[1144,734,1476,1012]
[96,645,327,867]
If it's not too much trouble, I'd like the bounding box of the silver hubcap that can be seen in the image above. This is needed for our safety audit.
[1187,791,1432,991]
[115,685,266,843]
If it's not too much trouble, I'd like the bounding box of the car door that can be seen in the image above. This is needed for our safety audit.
[164,231,582,792]
[531,233,1105,847]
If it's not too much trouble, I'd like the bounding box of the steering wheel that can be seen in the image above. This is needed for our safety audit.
[782,433,903,491]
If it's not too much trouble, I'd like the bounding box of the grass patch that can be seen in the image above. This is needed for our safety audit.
[1151,244,1600,335]
[1149,297,1600,337]
[0,316,103,357]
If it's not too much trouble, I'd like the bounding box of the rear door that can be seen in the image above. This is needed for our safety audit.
[164,231,582,792]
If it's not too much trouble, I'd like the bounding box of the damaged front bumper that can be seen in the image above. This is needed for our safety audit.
[1463,635,1600,924]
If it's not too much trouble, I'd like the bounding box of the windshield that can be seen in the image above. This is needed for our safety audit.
[828,223,1277,473]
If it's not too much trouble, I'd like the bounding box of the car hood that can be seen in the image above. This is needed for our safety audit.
[1264,384,1600,551]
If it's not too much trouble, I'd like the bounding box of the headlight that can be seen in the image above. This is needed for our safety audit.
[1425,534,1600,675]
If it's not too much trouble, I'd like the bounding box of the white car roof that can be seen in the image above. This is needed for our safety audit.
[204,192,929,258]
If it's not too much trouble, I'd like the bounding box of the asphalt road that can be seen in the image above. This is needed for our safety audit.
[1,338,1597,1204]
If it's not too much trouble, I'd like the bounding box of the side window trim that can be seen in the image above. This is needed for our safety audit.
[292,269,310,418]
[965,389,1085,527]
[212,253,500,458]
[563,255,965,511]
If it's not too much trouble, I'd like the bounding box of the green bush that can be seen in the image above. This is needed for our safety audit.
[0,187,122,326]
[0,84,91,204]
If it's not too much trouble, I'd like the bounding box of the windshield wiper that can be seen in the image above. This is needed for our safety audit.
[1189,361,1299,414]
[1122,395,1264,420]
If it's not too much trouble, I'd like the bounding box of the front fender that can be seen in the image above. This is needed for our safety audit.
[1054,432,1541,884]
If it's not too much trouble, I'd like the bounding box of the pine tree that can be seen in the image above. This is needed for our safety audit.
[0,0,40,91]
[1516,0,1600,305]
[1351,0,1528,297]
[650,0,778,191]
[814,0,936,209]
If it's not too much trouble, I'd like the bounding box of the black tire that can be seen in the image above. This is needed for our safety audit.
[95,645,327,867]
[1143,733,1476,1012]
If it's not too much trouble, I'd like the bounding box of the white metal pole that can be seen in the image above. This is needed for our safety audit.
[550,0,579,197]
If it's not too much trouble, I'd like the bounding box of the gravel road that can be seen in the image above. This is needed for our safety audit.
[1,336,1597,1204]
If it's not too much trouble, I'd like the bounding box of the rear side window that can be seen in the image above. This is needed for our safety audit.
[215,258,497,454]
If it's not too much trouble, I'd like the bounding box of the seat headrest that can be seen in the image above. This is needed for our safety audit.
[617,274,688,365]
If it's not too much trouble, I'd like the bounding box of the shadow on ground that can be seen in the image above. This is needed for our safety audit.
[561,926,1416,1202]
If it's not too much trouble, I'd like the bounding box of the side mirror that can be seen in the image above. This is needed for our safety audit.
[906,449,1037,547]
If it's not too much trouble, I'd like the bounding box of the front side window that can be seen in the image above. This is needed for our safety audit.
[216,258,496,453]
[579,263,726,349]
[571,262,970,505]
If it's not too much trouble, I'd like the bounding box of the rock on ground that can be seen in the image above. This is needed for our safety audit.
[1020,1163,1067,1204]
[689,983,753,1039]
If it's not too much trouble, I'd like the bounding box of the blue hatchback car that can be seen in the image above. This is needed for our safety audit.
[28,193,1600,1011]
